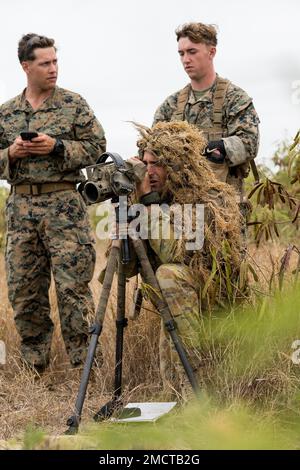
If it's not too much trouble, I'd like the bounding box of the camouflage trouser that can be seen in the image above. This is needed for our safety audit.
[5,190,96,368]
[155,263,201,398]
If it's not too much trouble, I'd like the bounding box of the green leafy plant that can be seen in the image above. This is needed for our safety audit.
[247,135,300,246]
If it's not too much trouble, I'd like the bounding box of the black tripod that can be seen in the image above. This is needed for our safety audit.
[65,205,200,434]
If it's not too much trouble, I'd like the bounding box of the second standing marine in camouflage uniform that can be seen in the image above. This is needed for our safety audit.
[154,22,260,197]
[0,34,106,371]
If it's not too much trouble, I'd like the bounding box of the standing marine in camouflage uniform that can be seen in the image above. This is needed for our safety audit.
[153,22,260,197]
[0,34,106,372]
[127,121,242,397]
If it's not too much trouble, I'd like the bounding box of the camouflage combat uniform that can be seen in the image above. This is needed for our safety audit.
[149,249,201,398]
[153,76,260,196]
[0,86,106,369]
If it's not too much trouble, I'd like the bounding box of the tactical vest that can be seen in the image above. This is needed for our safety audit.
[171,76,252,196]
[171,77,229,141]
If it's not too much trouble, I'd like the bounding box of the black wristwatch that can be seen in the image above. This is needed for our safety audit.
[52,138,65,156]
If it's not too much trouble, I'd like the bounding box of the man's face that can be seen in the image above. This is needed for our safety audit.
[178,37,215,82]
[22,47,58,91]
[142,151,167,193]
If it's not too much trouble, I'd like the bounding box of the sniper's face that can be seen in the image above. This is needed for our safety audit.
[142,151,167,193]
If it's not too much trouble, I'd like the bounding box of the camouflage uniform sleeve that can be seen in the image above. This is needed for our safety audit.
[60,96,106,171]
[0,118,12,180]
[223,84,260,166]
[153,92,179,125]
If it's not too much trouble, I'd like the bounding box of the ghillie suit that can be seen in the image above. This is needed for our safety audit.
[101,121,245,398]
[135,120,244,311]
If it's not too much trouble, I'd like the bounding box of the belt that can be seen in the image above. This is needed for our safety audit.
[11,182,77,195]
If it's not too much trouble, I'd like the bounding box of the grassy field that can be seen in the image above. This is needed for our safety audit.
[1,237,300,449]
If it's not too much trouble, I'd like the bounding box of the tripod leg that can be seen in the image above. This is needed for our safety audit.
[114,259,127,398]
[65,241,120,434]
[131,238,200,396]
[94,256,127,421]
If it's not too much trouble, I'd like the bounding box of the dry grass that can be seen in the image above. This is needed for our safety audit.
[0,240,161,441]
[0,237,298,442]
[248,239,300,293]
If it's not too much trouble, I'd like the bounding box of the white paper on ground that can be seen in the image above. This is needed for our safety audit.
[111,402,177,423]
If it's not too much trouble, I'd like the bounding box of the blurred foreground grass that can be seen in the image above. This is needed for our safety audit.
[19,397,300,450]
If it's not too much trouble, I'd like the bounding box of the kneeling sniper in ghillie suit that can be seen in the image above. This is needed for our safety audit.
[121,121,245,397]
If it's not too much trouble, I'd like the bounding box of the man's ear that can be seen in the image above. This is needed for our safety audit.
[21,61,30,73]
[209,46,216,59]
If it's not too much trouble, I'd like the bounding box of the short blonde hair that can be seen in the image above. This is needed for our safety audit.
[175,22,218,46]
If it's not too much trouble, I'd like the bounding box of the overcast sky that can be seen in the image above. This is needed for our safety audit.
[0,0,299,174]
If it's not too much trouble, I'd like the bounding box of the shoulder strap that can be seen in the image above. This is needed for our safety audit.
[212,77,230,127]
[172,84,191,120]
